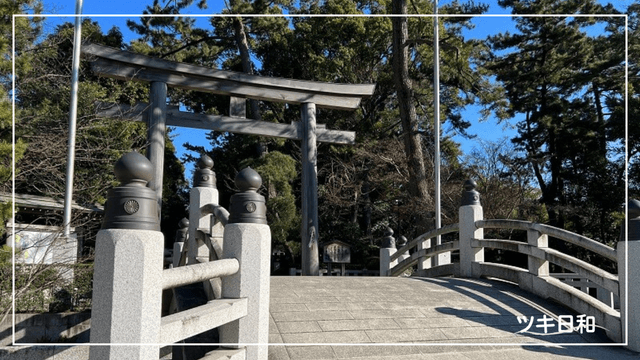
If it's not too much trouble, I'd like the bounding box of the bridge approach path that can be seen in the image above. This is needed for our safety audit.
[267,276,638,360]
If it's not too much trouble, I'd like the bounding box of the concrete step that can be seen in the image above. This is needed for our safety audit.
[201,348,246,360]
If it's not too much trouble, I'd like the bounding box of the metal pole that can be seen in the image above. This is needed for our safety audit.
[434,1,443,257]
[63,0,84,237]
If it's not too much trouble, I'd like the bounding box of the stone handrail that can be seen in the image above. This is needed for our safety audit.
[200,203,230,226]
[162,258,239,290]
[476,219,617,261]
[470,219,622,342]
[470,238,619,295]
[389,223,460,263]
[389,240,459,277]
[379,180,637,348]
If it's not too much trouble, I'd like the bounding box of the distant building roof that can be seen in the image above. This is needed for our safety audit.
[0,192,103,214]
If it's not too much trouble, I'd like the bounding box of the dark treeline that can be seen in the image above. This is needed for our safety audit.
[2,0,638,273]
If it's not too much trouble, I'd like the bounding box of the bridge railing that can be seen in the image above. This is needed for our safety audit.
[470,218,621,343]
[381,224,459,277]
[89,153,271,360]
[382,179,639,349]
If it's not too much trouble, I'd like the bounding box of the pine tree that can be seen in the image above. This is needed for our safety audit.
[0,0,43,236]
[484,0,626,244]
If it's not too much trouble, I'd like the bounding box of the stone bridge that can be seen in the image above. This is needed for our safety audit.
[4,155,635,360]
[267,276,637,360]
[1,276,637,359]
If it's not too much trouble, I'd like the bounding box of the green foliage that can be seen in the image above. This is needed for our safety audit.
[0,245,59,314]
[0,201,11,236]
[465,139,546,224]
[0,245,93,315]
[483,0,627,245]
[251,152,300,255]
[12,19,151,207]
[49,263,93,313]
[0,1,38,235]
[2,3,190,315]
[42,0,629,273]
[10,17,188,232]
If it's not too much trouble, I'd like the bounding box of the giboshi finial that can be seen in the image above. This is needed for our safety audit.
[114,151,154,186]
[464,179,477,192]
[235,167,262,192]
[102,151,159,231]
[197,154,214,170]
[194,153,216,188]
[630,199,640,219]
[398,235,408,247]
[384,227,394,237]
[382,227,396,248]
[461,179,481,206]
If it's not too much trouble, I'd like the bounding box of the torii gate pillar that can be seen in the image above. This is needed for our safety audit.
[301,103,320,275]
[147,81,167,216]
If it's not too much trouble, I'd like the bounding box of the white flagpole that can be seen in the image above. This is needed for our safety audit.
[434,0,442,254]
[63,0,84,237]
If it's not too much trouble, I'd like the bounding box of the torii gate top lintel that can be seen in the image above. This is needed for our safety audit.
[83,43,375,111]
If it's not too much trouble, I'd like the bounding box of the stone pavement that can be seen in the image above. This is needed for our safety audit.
[268,276,639,360]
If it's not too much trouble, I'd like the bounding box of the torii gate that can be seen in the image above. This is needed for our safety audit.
[83,43,375,275]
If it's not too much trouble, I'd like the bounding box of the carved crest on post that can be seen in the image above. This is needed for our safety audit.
[194,154,216,188]
[228,167,267,224]
[102,151,159,231]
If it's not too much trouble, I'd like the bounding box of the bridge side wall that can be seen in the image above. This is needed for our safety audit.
[618,203,640,352]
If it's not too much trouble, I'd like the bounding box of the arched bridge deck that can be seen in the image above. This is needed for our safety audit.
[268,276,636,360]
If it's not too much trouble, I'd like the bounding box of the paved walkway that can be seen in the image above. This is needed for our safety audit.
[268,276,639,360]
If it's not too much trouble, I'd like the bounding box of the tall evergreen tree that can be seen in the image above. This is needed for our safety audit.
[8,17,188,246]
[127,0,301,254]
[484,0,626,244]
[0,0,43,236]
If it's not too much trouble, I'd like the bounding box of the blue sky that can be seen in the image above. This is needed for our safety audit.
[37,0,629,180]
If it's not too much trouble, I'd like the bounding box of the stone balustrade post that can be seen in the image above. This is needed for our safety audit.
[417,235,432,271]
[379,227,397,276]
[219,168,271,360]
[397,235,410,264]
[188,154,218,265]
[459,180,484,278]
[527,229,549,277]
[172,218,189,267]
[617,199,640,352]
[596,287,614,308]
[90,152,163,360]
[518,229,549,294]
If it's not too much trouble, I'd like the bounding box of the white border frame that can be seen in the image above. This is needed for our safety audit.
[11,12,629,348]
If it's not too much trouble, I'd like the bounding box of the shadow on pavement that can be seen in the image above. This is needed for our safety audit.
[412,277,638,359]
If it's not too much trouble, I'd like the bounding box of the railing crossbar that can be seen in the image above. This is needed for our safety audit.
[476,219,617,261]
[200,203,230,226]
[390,241,459,277]
[162,258,239,290]
[390,223,459,262]
[472,238,618,296]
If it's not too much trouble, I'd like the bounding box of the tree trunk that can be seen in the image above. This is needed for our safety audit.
[391,0,432,222]
[231,15,267,157]
[362,170,372,239]
[592,82,607,158]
